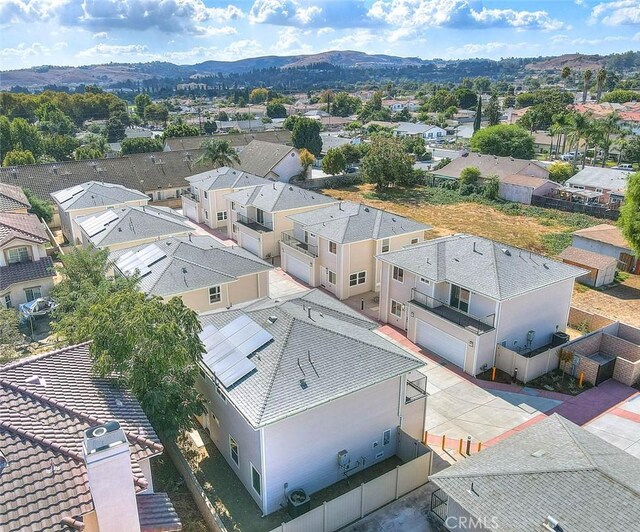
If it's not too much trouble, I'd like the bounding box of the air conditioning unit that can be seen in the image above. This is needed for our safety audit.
[337,449,350,468]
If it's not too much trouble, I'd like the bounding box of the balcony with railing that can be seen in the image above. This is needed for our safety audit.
[181,190,199,203]
[236,212,273,233]
[281,230,318,258]
[410,288,495,335]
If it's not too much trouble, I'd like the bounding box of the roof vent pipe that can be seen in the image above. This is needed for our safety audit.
[308,306,312,319]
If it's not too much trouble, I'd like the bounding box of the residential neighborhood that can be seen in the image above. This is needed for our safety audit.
[2,8,640,532]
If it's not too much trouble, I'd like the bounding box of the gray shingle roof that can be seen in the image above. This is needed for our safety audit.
[0,150,214,201]
[377,234,586,300]
[109,235,272,297]
[559,246,618,270]
[434,152,548,180]
[51,181,150,210]
[225,182,335,213]
[431,414,640,532]
[236,140,296,177]
[0,343,172,532]
[186,166,271,191]
[79,205,192,248]
[198,289,423,428]
[288,202,430,243]
[0,183,30,212]
[165,130,292,151]
[0,256,55,291]
[566,166,631,193]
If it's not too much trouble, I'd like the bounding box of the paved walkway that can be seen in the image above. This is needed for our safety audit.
[584,391,640,458]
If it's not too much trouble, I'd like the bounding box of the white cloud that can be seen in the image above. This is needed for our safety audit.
[92,31,108,39]
[317,27,334,35]
[194,25,238,38]
[219,39,265,60]
[634,31,640,41]
[295,5,322,24]
[77,43,151,58]
[590,0,640,25]
[276,27,313,53]
[330,29,376,48]
[551,34,629,45]
[249,0,293,24]
[0,41,50,58]
[0,0,70,25]
[448,40,534,57]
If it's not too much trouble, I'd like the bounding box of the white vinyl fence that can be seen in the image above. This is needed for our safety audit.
[269,446,433,532]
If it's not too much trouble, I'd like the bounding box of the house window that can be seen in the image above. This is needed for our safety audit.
[204,210,209,220]
[383,429,391,446]
[156,191,164,200]
[328,241,337,254]
[8,247,29,264]
[216,384,227,403]
[204,191,208,199]
[229,436,239,466]
[390,300,402,318]
[381,239,390,253]
[217,211,227,221]
[349,271,366,286]
[232,224,238,233]
[251,465,261,496]
[328,270,337,284]
[410,238,419,244]
[392,266,404,283]
[231,201,236,211]
[595,188,603,193]
[419,277,430,285]
[450,284,470,313]
[209,286,221,304]
[210,411,220,426]
[4,294,11,309]
[256,208,265,225]
[24,286,41,302]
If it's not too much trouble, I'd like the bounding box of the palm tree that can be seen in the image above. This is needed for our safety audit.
[561,67,571,91]
[565,111,592,169]
[596,68,607,102]
[592,112,619,167]
[550,113,570,158]
[196,139,240,167]
[582,70,593,104]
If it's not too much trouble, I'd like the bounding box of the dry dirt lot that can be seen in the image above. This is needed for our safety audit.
[572,274,640,328]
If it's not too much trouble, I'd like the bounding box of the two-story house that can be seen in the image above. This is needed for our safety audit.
[196,290,426,515]
[181,167,269,229]
[377,235,586,375]
[0,212,55,309]
[225,182,337,260]
[78,205,193,251]
[110,235,272,312]
[280,201,430,300]
[51,181,150,244]
[236,140,304,182]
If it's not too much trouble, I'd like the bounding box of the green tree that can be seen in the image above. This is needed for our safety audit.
[3,149,35,166]
[547,161,574,183]
[601,89,640,103]
[36,102,74,135]
[105,116,126,143]
[331,92,361,117]
[23,188,54,222]
[340,143,361,165]
[217,110,229,121]
[473,77,492,94]
[619,171,640,256]
[298,148,315,173]
[144,103,169,126]
[121,137,164,155]
[582,70,593,104]
[402,136,426,158]
[10,118,42,157]
[203,121,217,134]
[75,146,103,160]
[0,116,11,161]
[357,91,391,123]
[596,69,607,102]
[486,94,501,126]
[473,97,482,133]
[483,175,500,200]
[470,125,535,159]
[42,134,80,161]
[163,122,200,139]
[361,136,414,190]
[561,67,571,91]
[432,157,451,171]
[427,89,458,113]
[0,308,22,364]
[460,166,481,185]
[249,88,268,104]
[134,93,152,118]
[621,135,640,165]
[266,101,287,118]
[291,117,322,157]
[196,139,240,168]
[322,148,347,175]
[51,247,205,435]
[455,88,478,110]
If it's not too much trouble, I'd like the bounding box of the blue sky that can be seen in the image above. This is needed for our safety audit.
[0,0,639,70]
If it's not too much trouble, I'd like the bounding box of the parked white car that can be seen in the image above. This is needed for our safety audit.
[561,151,582,161]
[612,164,634,171]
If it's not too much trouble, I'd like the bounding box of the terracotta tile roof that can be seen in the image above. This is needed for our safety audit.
[0,212,49,247]
[0,343,168,531]
[572,224,631,250]
[137,493,183,532]
[559,246,618,270]
[0,183,30,212]
[0,256,55,291]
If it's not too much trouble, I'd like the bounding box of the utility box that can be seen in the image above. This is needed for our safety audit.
[337,449,350,467]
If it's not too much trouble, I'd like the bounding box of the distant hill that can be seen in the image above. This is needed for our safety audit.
[525,53,607,72]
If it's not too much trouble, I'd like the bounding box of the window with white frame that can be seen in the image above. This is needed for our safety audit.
[217,211,227,221]
[209,286,221,304]
[204,210,209,220]
[419,277,430,285]
[349,271,366,286]
[251,465,261,495]
[7,247,29,264]
[392,266,404,283]
[390,300,402,317]
[328,241,337,254]
[328,270,337,284]
[4,294,12,309]
[229,436,239,466]
[24,286,41,302]
[381,238,390,253]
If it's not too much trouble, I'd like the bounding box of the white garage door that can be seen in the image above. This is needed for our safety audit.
[183,202,199,223]
[285,254,311,284]
[415,319,466,369]
[242,233,261,257]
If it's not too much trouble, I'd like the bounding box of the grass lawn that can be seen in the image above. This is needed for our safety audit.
[321,184,604,256]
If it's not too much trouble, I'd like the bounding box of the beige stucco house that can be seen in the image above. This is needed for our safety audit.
[109,235,272,313]
[225,182,337,260]
[280,201,431,300]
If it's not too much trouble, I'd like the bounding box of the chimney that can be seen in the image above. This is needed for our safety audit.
[83,421,141,532]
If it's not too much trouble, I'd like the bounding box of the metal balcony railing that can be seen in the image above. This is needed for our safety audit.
[281,230,318,257]
[410,288,495,335]
[236,213,273,232]
[181,191,199,202]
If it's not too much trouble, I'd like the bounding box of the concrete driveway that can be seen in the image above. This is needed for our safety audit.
[584,392,640,458]
[268,268,309,299]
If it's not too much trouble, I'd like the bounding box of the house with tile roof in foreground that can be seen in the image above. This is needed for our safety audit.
[0,343,181,532]
[0,183,31,214]
[280,201,431,300]
[196,289,427,515]
[430,414,640,531]
[377,235,586,375]
[1,212,55,309]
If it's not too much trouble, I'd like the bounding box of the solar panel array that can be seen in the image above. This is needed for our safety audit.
[80,210,119,237]
[116,243,166,278]
[52,184,84,204]
[200,314,272,388]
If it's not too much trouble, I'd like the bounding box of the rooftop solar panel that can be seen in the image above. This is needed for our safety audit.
[52,184,84,204]
[217,358,257,388]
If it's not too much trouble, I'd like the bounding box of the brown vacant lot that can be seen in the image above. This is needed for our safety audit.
[572,275,640,328]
